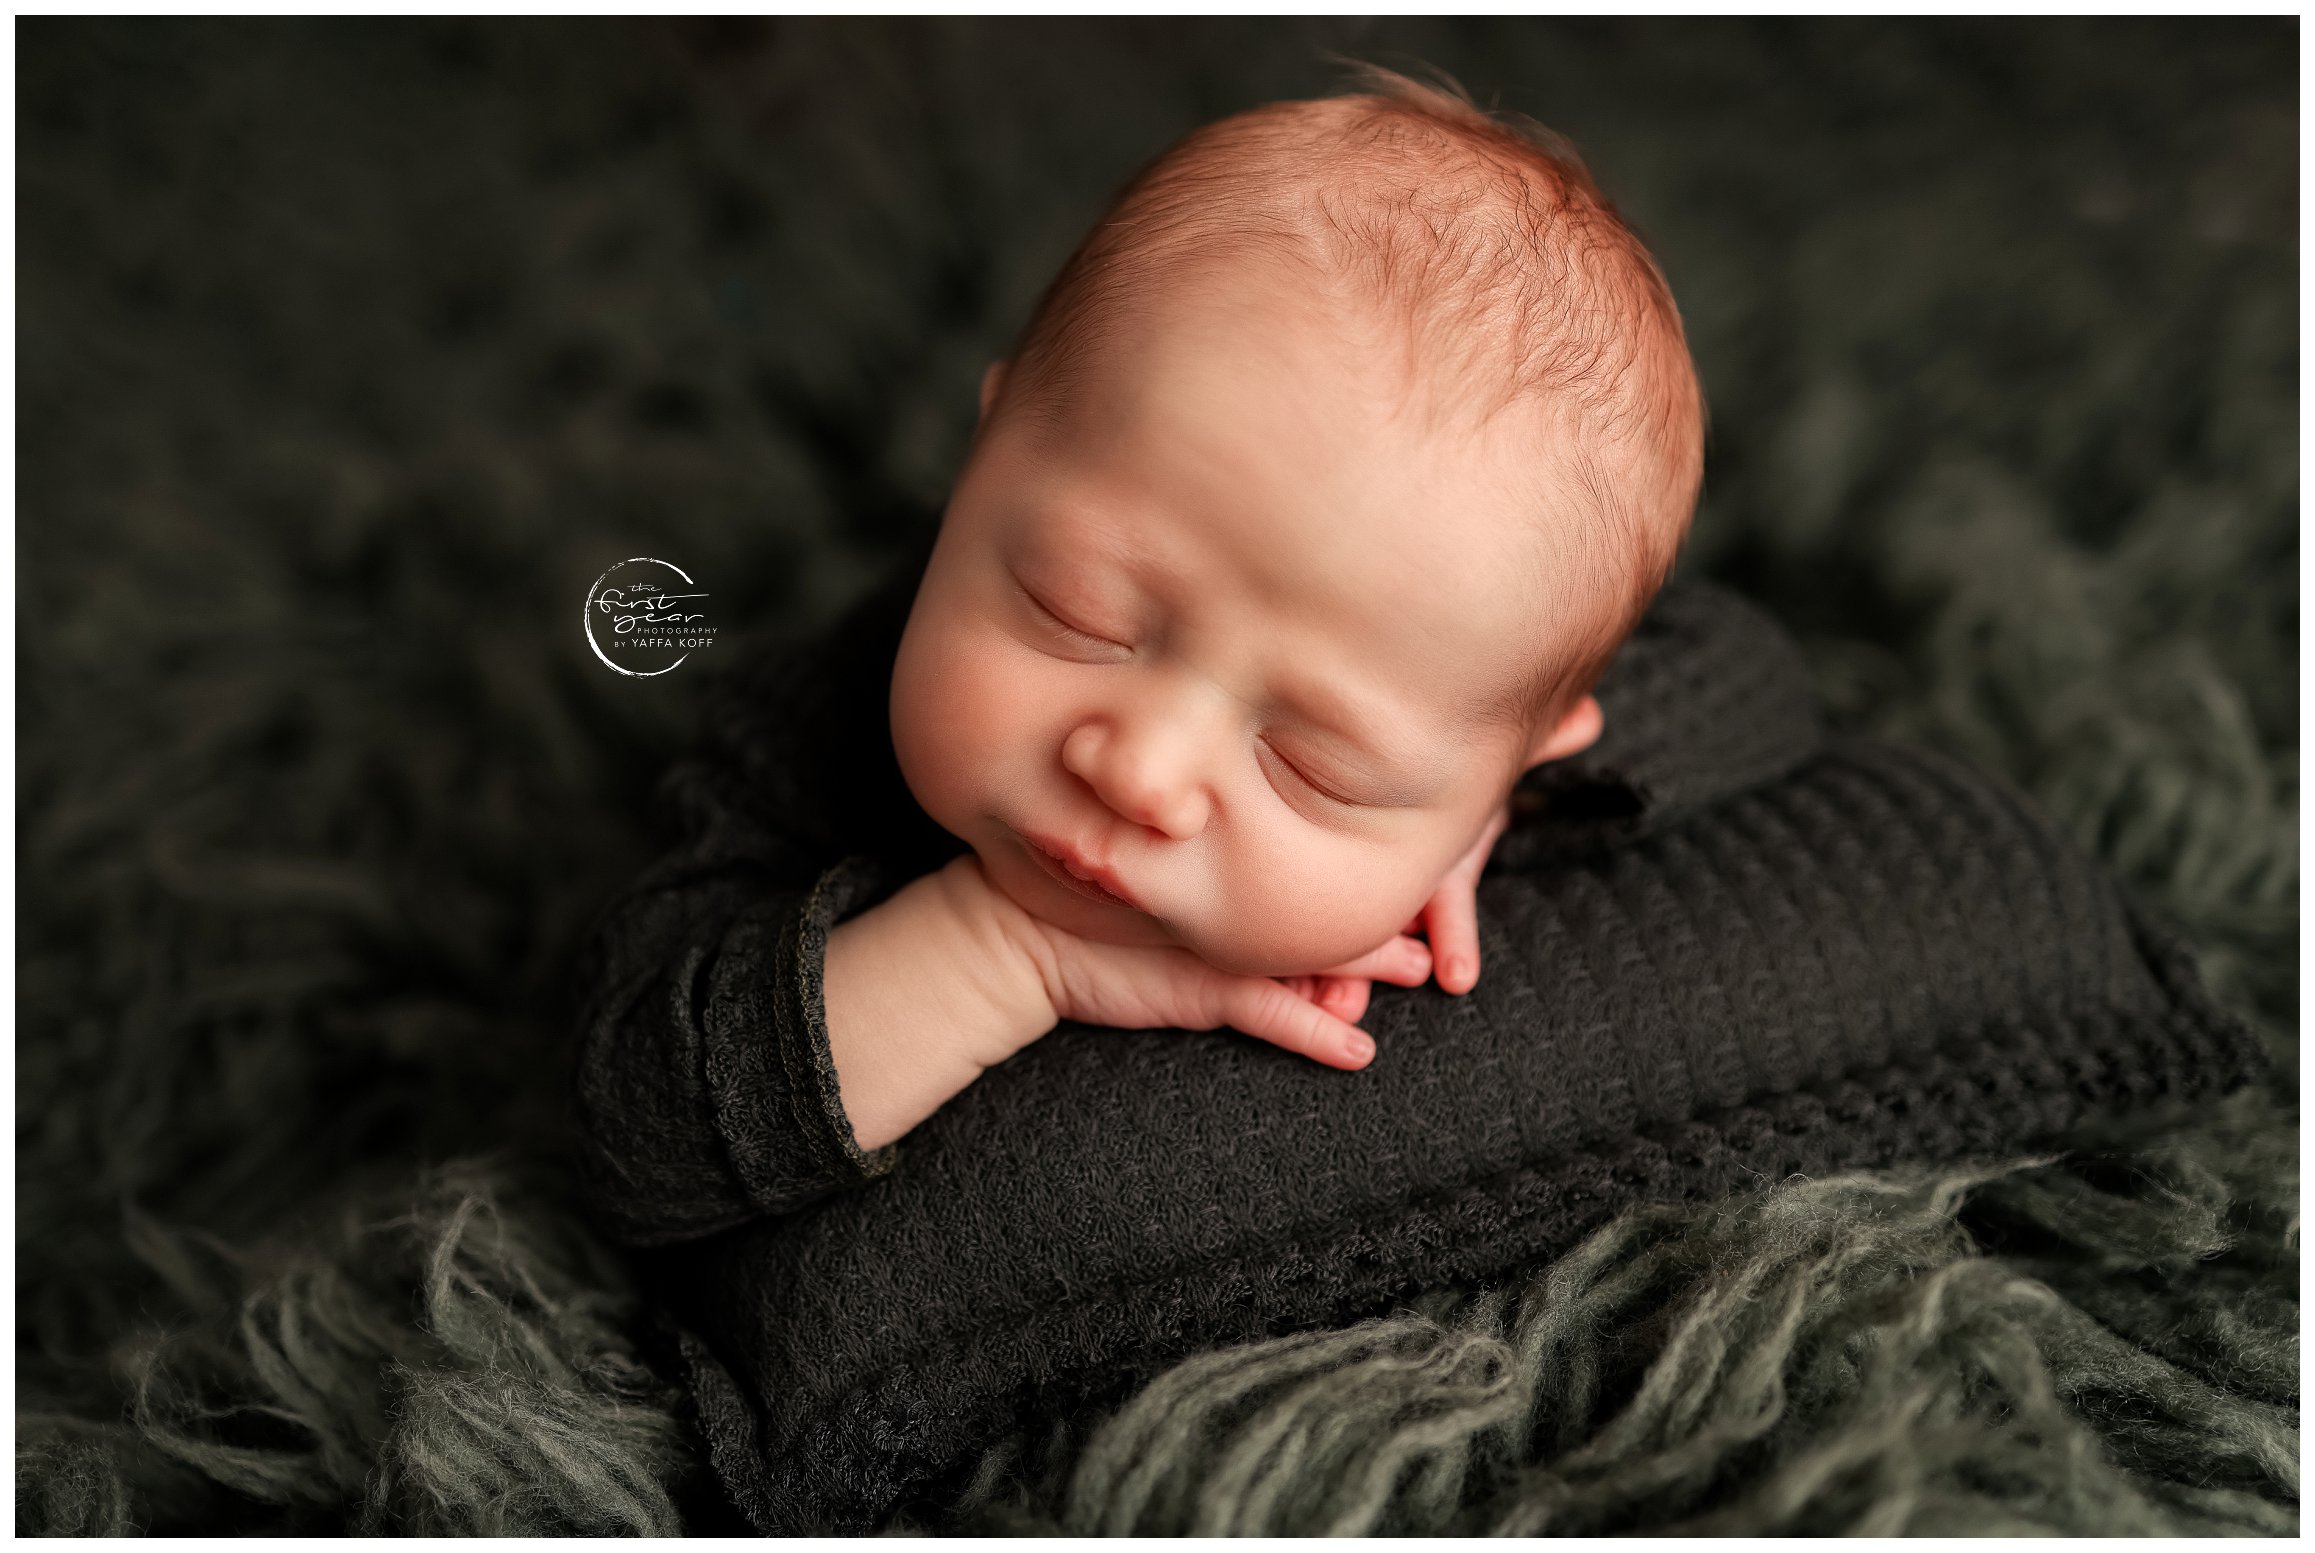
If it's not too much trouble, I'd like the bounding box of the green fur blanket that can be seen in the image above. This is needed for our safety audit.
[17,18,2296,1535]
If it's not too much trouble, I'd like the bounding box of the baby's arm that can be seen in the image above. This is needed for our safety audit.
[824,854,1433,1152]
[821,859,1051,1154]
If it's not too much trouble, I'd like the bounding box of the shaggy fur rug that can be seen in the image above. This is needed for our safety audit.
[17,17,2296,1535]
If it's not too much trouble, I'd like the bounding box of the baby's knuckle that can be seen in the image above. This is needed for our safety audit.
[1191,966,1237,1029]
[1240,985,1296,1046]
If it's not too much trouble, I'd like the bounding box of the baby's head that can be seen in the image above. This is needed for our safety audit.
[891,68,1704,976]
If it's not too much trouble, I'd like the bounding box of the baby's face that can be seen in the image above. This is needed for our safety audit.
[890,281,1601,976]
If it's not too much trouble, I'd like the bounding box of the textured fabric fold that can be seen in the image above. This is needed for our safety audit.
[1503,578,1824,862]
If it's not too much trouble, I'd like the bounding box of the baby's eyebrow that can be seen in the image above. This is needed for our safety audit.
[1455,671,1539,736]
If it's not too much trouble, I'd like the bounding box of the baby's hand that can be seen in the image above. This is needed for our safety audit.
[1008,910,1433,1072]
[1272,800,1514,1019]
[1404,800,1513,996]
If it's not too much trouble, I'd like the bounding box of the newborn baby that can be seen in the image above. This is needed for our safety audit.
[567,76,2271,1531]
[825,71,1703,1150]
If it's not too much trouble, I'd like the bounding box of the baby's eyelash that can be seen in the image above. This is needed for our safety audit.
[1261,738,1358,807]
[1018,585,1123,651]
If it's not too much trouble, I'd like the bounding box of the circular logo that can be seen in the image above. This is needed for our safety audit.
[582,557,717,676]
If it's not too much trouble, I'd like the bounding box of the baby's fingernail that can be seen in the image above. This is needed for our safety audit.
[1344,1033,1375,1064]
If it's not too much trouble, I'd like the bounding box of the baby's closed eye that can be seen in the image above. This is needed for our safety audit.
[1016,583,1131,658]
[1255,736,1365,807]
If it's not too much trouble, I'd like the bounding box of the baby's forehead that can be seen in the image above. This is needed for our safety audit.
[998,405,1580,752]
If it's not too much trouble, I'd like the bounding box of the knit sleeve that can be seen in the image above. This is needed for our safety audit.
[571,546,944,1248]
[573,843,901,1248]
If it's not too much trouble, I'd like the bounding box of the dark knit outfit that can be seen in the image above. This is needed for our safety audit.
[573,544,2267,1535]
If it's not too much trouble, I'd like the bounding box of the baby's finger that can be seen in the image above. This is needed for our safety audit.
[1326,976,1372,1024]
[1320,934,1432,987]
[1474,801,1512,865]
[1206,973,1375,1070]
[1445,801,1513,885]
[1281,972,1366,1023]
[1423,891,1482,996]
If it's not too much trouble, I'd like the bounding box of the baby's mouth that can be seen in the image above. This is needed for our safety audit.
[1014,830,1142,911]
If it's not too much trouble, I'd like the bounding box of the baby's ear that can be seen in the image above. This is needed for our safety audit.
[1524,694,1604,772]
[977,360,1010,426]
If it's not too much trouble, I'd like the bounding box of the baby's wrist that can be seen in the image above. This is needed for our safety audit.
[921,854,1062,1062]
[820,857,1061,1153]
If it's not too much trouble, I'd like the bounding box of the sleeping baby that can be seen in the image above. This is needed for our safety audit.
[577,67,1700,1235]
[824,69,1703,1152]
[569,69,2270,1535]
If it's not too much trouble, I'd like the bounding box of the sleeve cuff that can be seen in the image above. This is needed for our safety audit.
[700,856,902,1214]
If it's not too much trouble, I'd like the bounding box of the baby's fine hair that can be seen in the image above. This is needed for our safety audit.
[999,63,1706,730]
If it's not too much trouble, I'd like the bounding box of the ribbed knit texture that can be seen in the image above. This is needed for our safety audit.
[572,554,2267,1534]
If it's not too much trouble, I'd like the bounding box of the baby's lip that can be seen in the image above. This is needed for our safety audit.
[1013,827,1144,912]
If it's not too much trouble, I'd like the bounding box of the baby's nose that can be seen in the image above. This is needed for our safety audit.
[1061,707,1215,840]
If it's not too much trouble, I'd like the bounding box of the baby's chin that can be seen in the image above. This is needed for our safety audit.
[1096,904,1404,981]
[1182,919,1405,979]
[979,844,1394,976]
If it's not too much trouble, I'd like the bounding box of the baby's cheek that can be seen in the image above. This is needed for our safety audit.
[1193,840,1433,976]
[892,620,1026,833]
